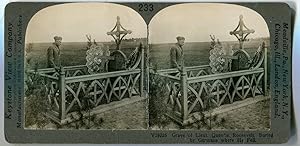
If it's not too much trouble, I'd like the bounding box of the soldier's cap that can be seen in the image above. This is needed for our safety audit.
[54,36,62,41]
[176,36,185,41]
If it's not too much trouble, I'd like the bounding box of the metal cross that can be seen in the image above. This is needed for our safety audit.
[230,15,255,49]
[107,16,132,50]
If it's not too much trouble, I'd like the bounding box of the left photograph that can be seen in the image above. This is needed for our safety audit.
[24,3,148,129]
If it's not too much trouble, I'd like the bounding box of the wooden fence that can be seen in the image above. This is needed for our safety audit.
[155,47,268,125]
[27,46,145,124]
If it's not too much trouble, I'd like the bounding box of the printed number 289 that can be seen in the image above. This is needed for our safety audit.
[138,4,154,12]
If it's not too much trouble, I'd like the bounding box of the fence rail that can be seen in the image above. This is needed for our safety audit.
[155,47,268,125]
[66,69,140,83]
[186,68,265,115]
[63,69,142,116]
[158,67,266,125]
[157,65,211,78]
[26,45,145,124]
[187,68,264,83]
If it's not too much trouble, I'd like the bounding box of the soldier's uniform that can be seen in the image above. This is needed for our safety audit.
[47,43,61,68]
[47,36,62,68]
[170,43,184,69]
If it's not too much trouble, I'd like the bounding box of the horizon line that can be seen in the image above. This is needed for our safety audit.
[25,37,270,45]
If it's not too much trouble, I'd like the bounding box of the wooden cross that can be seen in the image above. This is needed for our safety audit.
[107,16,132,50]
[230,15,255,49]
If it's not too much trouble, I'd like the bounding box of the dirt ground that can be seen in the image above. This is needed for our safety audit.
[151,99,270,130]
[93,100,148,129]
[34,98,269,130]
[36,100,148,130]
[213,99,270,130]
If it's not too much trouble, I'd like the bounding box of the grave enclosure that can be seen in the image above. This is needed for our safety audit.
[27,15,269,126]
[27,16,146,124]
[153,15,268,125]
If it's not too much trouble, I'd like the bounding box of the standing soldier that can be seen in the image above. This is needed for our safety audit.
[47,36,62,69]
[170,36,185,72]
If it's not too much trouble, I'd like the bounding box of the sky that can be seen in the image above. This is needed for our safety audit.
[25,3,147,43]
[149,3,270,44]
[25,3,270,44]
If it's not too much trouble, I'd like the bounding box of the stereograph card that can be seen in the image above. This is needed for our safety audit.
[4,2,293,144]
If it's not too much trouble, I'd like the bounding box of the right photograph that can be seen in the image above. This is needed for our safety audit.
[148,3,270,130]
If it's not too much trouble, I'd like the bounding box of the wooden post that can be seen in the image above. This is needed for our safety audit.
[58,67,66,121]
[140,43,145,97]
[263,47,268,96]
[180,67,188,124]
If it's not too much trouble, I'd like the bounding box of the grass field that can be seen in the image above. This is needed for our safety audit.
[26,40,146,69]
[26,38,269,70]
[150,38,270,69]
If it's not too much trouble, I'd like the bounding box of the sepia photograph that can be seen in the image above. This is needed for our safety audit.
[24,3,148,130]
[3,1,294,144]
[148,3,271,130]
[24,2,271,131]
